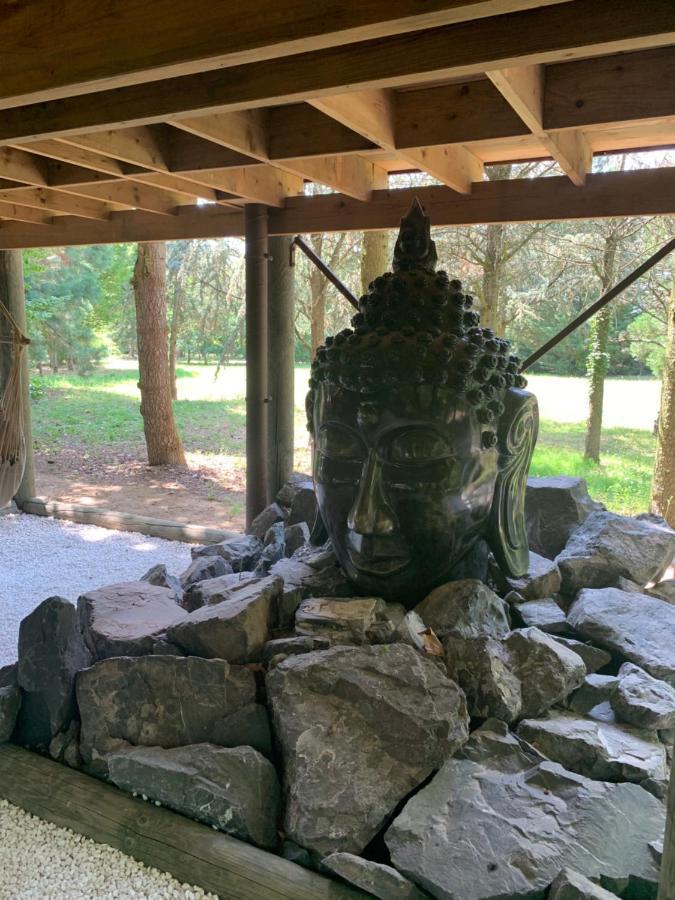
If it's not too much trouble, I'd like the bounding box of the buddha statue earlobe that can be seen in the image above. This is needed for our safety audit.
[486,387,539,577]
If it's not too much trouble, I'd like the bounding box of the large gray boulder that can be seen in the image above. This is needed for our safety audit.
[109,743,280,849]
[494,551,562,601]
[505,627,586,717]
[568,588,675,686]
[517,711,667,784]
[182,572,260,612]
[0,664,21,743]
[248,502,288,539]
[444,636,522,723]
[285,480,317,528]
[511,598,570,635]
[179,555,232,589]
[168,576,281,663]
[386,726,664,900]
[78,582,187,660]
[321,852,428,900]
[611,663,675,730]
[267,644,469,856]
[77,655,257,776]
[525,476,601,559]
[15,596,91,748]
[191,534,263,572]
[414,580,510,640]
[549,869,623,900]
[556,511,675,595]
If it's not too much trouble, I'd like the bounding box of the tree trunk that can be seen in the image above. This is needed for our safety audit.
[584,232,619,462]
[651,269,675,527]
[0,250,36,504]
[132,243,186,466]
[168,280,184,401]
[360,231,389,295]
[481,223,506,332]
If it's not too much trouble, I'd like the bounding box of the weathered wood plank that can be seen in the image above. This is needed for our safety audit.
[21,498,235,545]
[0,745,367,900]
[0,0,671,143]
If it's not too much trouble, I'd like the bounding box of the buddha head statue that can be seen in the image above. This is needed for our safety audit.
[306,199,539,604]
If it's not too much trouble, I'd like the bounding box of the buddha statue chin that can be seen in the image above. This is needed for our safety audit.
[307,199,539,606]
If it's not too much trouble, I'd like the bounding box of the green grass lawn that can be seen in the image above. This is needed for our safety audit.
[31,359,659,516]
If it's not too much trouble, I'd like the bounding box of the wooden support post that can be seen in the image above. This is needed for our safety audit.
[660,740,675,900]
[267,235,295,503]
[0,249,35,504]
[245,203,269,528]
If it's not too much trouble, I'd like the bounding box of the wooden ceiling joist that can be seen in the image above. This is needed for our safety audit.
[0,0,672,144]
[0,187,114,220]
[0,167,673,248]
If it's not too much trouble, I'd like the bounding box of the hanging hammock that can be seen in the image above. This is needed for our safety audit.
[0,298,30,508]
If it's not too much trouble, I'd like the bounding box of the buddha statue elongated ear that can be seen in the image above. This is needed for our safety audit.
[487,388,539,578]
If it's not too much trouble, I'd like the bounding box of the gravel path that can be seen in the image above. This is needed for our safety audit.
[0,512,192,666]
[0,800,218,900]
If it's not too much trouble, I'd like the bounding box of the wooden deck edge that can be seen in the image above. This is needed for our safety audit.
[0,745,367,900]
[19,497,237,544]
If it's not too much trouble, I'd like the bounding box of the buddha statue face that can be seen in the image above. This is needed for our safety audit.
[307,199,539,604]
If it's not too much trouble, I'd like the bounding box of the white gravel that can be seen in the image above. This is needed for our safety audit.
[0,512,192,666]
[0,800,219,900]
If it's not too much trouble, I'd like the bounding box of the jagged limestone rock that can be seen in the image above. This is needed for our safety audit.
[15,596,91,747]
[267,643,469,856]
[505,627,586,717]
[109,743,280,849]
[517,711,667,784]
[77,655,256,777]
[414,580,510,640]
[322,852,429,900]
[611,662,675,730]
[568,588,675,687]
[525,476,601,559]
[444,636,522,722]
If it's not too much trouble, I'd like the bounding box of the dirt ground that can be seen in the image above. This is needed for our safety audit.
[34,448,249,530]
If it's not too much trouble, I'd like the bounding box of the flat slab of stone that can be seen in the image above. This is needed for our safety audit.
[168,576,281,663]
[295,597,385,644]
[611,662,675,730]
[556,511,675,595]
[78,582,187,660]
[109,743,280,849]
[517,711,667,783]
[77,655,256,777]
[386,730,664,900]
[322,852,428,900]
[16,596,91,747]
[414,579,510,640]
[267,643,469,856]
[512,598,570,635]
[568,588,675,686]
[549,868,623,900]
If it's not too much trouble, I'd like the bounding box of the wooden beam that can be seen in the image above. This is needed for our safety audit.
[269,105,376,159]
[61,127,169,170]
[0,147,48,187]
[17,140,126,176]
[0,745,366,899]
[56,181,183,216]
[0,167,674,248]
[279,156,388,201]
[0,187,113,219]
[488,65,592,184]
[0,0,671,142]
[172,110,270,160]
[0,202,51,225]
[175,166,303,207]
[312,90,483,193]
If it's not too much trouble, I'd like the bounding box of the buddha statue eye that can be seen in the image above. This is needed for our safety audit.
[382,430,453,465]
[318,425,365,461]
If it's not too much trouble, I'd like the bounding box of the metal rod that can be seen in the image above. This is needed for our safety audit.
[520,236,675,372]
[291,235,360,310]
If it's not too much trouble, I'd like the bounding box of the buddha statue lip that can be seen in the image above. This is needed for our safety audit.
[345,533,411,576]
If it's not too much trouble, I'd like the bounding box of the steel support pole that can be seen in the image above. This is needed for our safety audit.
[267,236,295,503]
[245,204,269,528]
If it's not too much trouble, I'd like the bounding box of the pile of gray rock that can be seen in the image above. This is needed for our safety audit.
[1,474,674,900]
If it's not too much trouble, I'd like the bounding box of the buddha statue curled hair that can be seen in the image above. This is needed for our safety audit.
[307,199,539,605]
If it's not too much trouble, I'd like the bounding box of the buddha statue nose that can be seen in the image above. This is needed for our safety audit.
[347,452,398,535]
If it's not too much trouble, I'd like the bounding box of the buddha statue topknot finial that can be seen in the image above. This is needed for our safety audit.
[307,199,539,604]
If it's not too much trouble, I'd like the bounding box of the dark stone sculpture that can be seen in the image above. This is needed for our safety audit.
[307,199,539,604]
